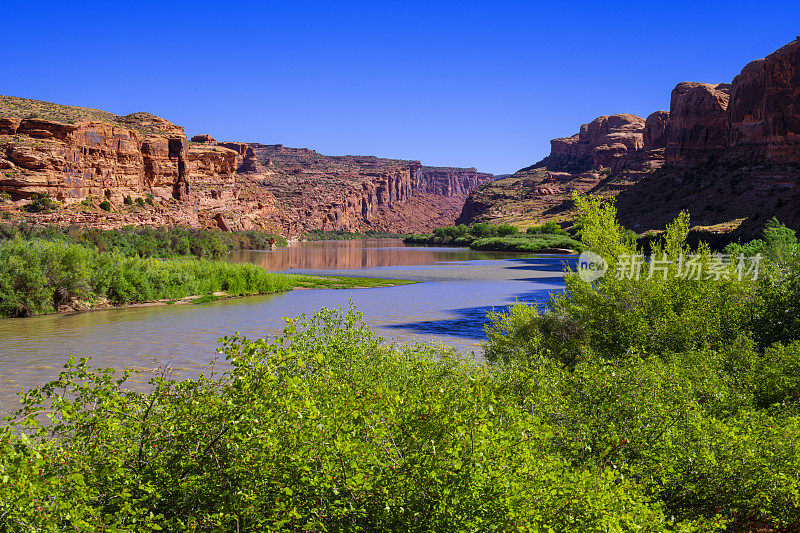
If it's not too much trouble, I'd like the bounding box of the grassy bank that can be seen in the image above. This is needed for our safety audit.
[404,222,584,252]
[0,223,287,259]
[0,238,411,318]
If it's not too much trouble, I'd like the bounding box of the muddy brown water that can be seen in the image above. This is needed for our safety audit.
[0,239,573,411]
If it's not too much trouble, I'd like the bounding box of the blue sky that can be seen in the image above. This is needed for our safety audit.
[1,1,798,173]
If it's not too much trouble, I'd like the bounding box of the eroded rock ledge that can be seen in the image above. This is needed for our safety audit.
[459,37,800,235]
[0,96,492,235]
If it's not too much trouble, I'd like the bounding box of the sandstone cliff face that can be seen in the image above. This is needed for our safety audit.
[248,145,491,234]
[0,116,190,205]
[0,96,493,235]
[415,166,493,196]
[665,82,731,167]
[729,39,800,162]
[644,111,670,149]
[460,38,800,236]
[542,113,645,172]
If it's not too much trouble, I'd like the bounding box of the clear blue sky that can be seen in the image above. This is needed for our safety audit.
[2,1,798,173]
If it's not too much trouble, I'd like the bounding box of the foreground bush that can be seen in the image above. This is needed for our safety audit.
[485,195,800,530]
[0,238,294,317]
[2,307,669,531]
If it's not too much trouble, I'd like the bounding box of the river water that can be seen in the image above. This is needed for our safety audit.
[0,239,573,411]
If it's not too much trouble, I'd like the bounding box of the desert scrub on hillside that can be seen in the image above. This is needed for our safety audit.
[0,223,288,259]
[0,239,296,317]
[21,193,58,214]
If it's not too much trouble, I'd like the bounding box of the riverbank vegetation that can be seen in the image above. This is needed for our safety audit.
[404,221,584,252]
[0,223,287,259]
[2,199,800,530]
[302,229,406,241]
[0,238,412,318]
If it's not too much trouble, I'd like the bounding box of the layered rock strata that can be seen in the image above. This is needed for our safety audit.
[0,96,492,235]
[459,37,800,235]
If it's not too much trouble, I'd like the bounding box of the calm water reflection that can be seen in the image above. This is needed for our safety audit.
[0,240,573,411]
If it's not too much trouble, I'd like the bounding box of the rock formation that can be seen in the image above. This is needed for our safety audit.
[728,39,800,162]
[665,82,731,167]
[539,113,646,172]
[0,95,492,235]
[459,37,800,236]
[644,111,670,149]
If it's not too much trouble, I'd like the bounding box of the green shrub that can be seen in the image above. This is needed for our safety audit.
[0,238,295,317]
[135,197,145,207]
[2,307,672,530]
[123,195,133,205]
[527,220,568,236]
[480,194,800,528]
[99,200,111,212]
[496,223,518,236]
[22,193,58,214]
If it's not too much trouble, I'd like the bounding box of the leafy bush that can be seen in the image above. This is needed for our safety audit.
[2,307,671,531]
[404,222,578,252]
[480,195,800,529]
[496,223,518,236]
[527,220,568,235]
[123,195,133,205]
[470,234,583,252]
[22,193,57,213]
[99,200,111,211]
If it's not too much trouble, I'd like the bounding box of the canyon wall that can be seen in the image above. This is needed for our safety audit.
[0,96,492,235]
[533,38,800,173]
[539,113,646,172]
[246,144,491,234]
[459,37,800,234]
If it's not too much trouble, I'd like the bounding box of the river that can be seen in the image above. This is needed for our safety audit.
[0,239,573,411]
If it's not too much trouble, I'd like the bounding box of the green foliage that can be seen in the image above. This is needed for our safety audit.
[496,223,518,236]
[725,217,799,264]
[0,223,288,259]
[470,234,584,252]
[2,307,671,531]
[123,195,133,205]
[405,222,581,252]
[526,220,568,236]
[0,238,295,317]
[99,200,111,211]
[22,193,58,214]
[481,194,800,530]
[145,196,154,207]
[135,197,146,207]
[303,229,405,240]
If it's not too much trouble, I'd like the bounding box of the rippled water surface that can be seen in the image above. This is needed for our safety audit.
[0,239,573,410]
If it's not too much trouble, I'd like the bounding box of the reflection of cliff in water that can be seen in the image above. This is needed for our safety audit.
[231,239,525,271]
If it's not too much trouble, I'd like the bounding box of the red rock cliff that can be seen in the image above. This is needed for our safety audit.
[728,38,800,162]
